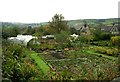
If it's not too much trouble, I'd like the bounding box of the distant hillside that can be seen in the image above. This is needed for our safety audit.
[1,18,119,28]
[67,18,119,27]
[1,22,48,28]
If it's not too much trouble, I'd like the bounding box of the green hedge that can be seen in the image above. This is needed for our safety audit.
[94,46,119,57]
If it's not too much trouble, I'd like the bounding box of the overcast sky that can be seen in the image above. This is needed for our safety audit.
[0,0,119,23]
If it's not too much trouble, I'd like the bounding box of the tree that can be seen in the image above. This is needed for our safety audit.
[23,26,35,35]
[92,28,111,41]
[48,14,68,34]
[70,28,77,34]
[2,26,20,39]
[33,25,46,37]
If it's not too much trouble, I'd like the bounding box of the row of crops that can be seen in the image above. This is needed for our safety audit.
[39,50,119,80]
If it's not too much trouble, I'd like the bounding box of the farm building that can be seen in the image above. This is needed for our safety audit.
[100,24,119,35]
[74,21,91,35]
[8,35,38,46]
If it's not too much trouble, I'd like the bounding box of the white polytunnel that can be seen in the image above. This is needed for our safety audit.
[8,35,38,46]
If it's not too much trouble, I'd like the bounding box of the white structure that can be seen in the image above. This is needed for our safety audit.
[8,35,38,46]
[70,33,79,39]
[69,33,79,42]
[42,35,55,39]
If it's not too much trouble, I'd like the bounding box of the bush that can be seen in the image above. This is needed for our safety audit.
[95,47,106,54]
[94,46,119,57]
[47,44,55,49]
[77,35,94,43]
[2,41,42,81]
[100,32,111,40]
[113,48,119,56]
[78,36,88,43]
[90,41,112,46]
[106,48,119,56]
[27,38,41,51]
[111,36,120,48]
[71,42,83,50]
[92,29,111,41]
[106,49,114,56]
[55,31,70,43]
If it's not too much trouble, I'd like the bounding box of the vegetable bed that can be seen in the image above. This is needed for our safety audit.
[39,50,119,80]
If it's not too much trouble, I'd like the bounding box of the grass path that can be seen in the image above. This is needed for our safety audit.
[81,49,117,60]
[27,51,50,74]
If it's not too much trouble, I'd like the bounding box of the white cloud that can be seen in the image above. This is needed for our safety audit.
[0,0,119,23]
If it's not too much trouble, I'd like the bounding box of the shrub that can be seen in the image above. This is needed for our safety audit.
[2,41,45,81]
[106,48,119,56]
[106,49,113,56]
[100,32,111,40]
[94,46,119,56]
[78,36,88,43]
[92,28,111,41]
[113,48,119,56]
[55,31,70,43]
[71,42,83,50]
[95,47,106,54]
[27,38,41,51]
[91,41,112,46]
[47,44,54,49]
[111,36,120,48]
